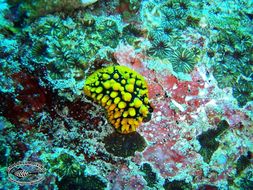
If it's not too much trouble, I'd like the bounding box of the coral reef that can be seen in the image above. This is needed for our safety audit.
[117,0,142,22]
[147,33,171,58]
[232,78,253,107]
[163,179,192,190]
[237,170,253,189]
[197,120,229,163]
[236,153,251,175]
[7,0,98,20]
[56,174,106,190]
[140,163,157,188]
[0,0,253,189]
[169,47,198,73]
[84,65,152,134]
[103,132,146,157]
[47,152,84,178]
[207,26,253,107]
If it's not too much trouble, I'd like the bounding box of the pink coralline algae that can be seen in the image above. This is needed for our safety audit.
[110,44,253,189]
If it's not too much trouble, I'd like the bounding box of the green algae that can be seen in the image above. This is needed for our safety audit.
[48,152,84,178]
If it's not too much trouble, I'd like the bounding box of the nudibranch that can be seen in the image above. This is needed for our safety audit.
[84,65,152,134]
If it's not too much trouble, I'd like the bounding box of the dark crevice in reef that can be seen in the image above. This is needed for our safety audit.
[0,144,7,167]
[103,132,146,157]
[197,184,218,190]
[197,120,229,163]
[238,170,253,189]
[236,152,251,175]
[56,174,106,190]
[163,179,192,190]
[141,163,158,187]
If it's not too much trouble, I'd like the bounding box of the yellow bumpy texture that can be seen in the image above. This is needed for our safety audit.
[84,65,152,134]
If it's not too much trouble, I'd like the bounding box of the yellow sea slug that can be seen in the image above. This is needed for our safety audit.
[84,65,152,134]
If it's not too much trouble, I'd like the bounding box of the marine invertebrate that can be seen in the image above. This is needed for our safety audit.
[147,34,171,58]
[186,15,200,27]
[31,41,48,61]
[209,29,252,98]
[169,47,197,73]
[159,0,190,30]
[232,78,253,107]
[160,22,177,36]
[175,0,191,10]
[34,16,63,36]
[50,43,75,71]
[48,152,106,189]
[227,48,248,65]
[212,63,239,88]
[84,65,152,134]
[122,24,144,45]
[95,19,120,48]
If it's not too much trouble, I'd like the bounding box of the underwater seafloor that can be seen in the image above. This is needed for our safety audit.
[0,0,253,189]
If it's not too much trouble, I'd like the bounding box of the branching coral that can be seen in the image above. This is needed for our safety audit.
[84,65,152,134]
